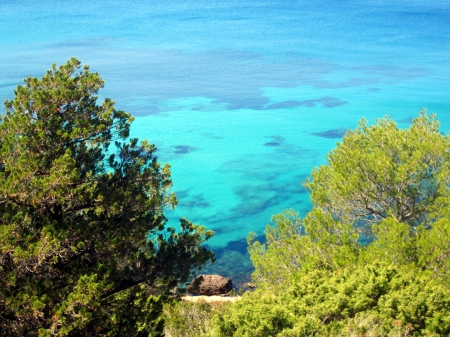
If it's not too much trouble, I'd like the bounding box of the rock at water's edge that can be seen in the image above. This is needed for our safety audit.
[188,274,232,295]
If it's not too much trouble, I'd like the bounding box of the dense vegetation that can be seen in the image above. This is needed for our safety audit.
[0,59,214,336]
[212,112,450,336]
[2,60,450,336]
[158,113,450,337]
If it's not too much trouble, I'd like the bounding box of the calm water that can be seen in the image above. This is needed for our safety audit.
[1,0,450,284]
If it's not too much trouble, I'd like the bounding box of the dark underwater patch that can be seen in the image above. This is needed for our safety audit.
[179,194,211,209]
[174,189,190,199]
[265,97,347,110]
[208,234,266,257]
[320,96,348,108]
[146,105,161,115]
[264,142,280,147]
[131,105,161,117]
[173,145,196,154]
[230,181,307,219]
[312,128,347,139]
[265,100,305,109]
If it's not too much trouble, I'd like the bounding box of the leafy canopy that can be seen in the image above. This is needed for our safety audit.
[305,111,450,232]
[0,58,213,336]
[214,111,450,337]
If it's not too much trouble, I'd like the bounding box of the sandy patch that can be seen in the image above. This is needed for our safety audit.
[181,295,241,303]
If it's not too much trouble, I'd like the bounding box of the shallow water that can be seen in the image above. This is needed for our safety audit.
[1,0,450,284]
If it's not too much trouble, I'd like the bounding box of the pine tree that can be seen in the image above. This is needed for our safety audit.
[0,58,214,336]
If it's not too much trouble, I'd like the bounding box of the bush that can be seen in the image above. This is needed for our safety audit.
[210,112,450,337]
[213,263,450,336]
[162,299,230,337]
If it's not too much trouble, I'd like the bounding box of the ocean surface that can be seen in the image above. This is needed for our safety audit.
[1,0,450,285]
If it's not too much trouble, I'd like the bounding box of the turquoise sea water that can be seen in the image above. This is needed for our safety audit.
[1,0,450,285]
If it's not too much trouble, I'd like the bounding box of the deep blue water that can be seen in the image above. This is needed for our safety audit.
[1,0,450,285]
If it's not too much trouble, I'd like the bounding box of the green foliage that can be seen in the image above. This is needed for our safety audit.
[213,111,450,337]
[248,209,307,287]
[248,208,359,287]
[213,264,450,336]
[162,299,230,337]
[416,218,450,282]
[305,110,450,232]
[0,59,214,336]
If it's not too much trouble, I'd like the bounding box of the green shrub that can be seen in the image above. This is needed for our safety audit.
[212,263,450,336]
[162,299,230,337]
